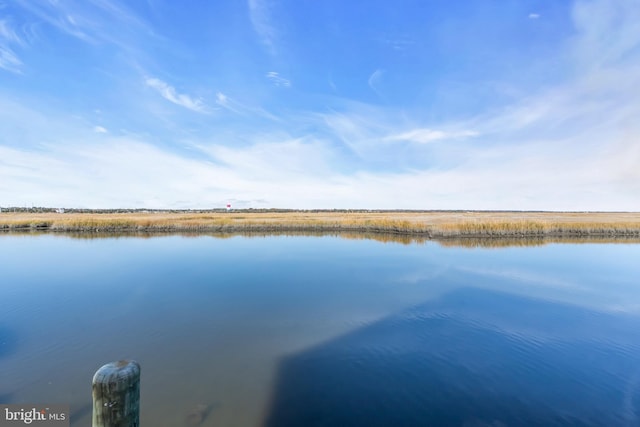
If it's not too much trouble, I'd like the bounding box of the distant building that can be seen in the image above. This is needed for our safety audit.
[56,208,65,214]
[226,203,232,211]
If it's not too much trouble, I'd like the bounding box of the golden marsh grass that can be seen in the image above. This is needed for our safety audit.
[1,211,640,239]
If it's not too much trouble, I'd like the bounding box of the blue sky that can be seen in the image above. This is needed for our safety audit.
[1,0,638,210]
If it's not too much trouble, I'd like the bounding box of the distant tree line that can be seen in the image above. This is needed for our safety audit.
[0,207,571,214]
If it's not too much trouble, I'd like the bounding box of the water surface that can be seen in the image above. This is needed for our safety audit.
[1,234,639,426]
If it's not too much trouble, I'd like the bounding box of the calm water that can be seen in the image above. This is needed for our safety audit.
[1,234,640,426]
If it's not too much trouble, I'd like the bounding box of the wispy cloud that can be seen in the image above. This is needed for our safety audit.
[0,19,25,45]
[199,137,336,178]
[0,141,229,209]
[248,0,277,54]
[0,20,24,73]
[320,110,390,159]
[215,92,242,114]
[571,0,640,70]
[266,71,291,87]
[215,91,281,121]
[378,35,415,51]
[13,1,93,42]
[2,91,639,210]
[12,0,159,56]
[93,126,108,134]
[368,69,385,97]
[145,77,208,113]
[386,128,479,144]
[528,13,540,19]
[0,45,22,73]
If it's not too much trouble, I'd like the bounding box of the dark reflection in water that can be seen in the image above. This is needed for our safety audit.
[265,288,640,427]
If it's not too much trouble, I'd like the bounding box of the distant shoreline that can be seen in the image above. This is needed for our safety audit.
[1,211,639,238]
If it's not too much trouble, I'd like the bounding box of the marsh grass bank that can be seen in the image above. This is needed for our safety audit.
[2,211,640,239]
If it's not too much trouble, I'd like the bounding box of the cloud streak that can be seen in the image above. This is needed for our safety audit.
[248,0,278,54]
[11,0,161,68]
[0,19,25,45]
[145,77,208,113]
[266,71,291,87]
[2,131,638,210]
[1,72,639,211]
[571,0,640,70]
[0,20,24,73]
[215,92,245,115]
[386,128,479,144]
[0,45,21,73]
[368,69,384,96]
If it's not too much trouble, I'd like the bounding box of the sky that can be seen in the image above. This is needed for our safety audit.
[0,0,638,210]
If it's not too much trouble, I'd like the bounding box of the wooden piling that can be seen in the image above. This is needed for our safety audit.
[92,360,141,427]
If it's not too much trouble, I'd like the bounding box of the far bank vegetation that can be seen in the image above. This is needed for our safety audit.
[1,211,640,238]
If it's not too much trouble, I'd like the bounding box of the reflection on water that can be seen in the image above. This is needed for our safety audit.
[435,235,640,248]
[4,229,640,248]
[266,288,640,426]
[1,234,639,426]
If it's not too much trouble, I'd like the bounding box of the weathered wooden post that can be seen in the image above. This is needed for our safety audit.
[92,360,141,427]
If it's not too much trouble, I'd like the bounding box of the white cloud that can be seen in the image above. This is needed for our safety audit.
[320,110,390,159]
[368,69,385,96]
[0,104,638,210]
[145,77,208,113]
[216,92,229,105]
[93,126,108,133]
[266,71,291,87]
[0,20,24,73]
[0,20,25,45]
[0,135,344,209]
[0,45,22,73]
[387,128,479,144]
[571,0,640,70]
[328,75,337,92]
[14,1,92,42]
[528,13,540,19]
[379,35,415,51]
[198,137,336,179]
[215,92,242,114]
[248,0,278,54]
[215,91,281,120]
[11,0,158,58]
